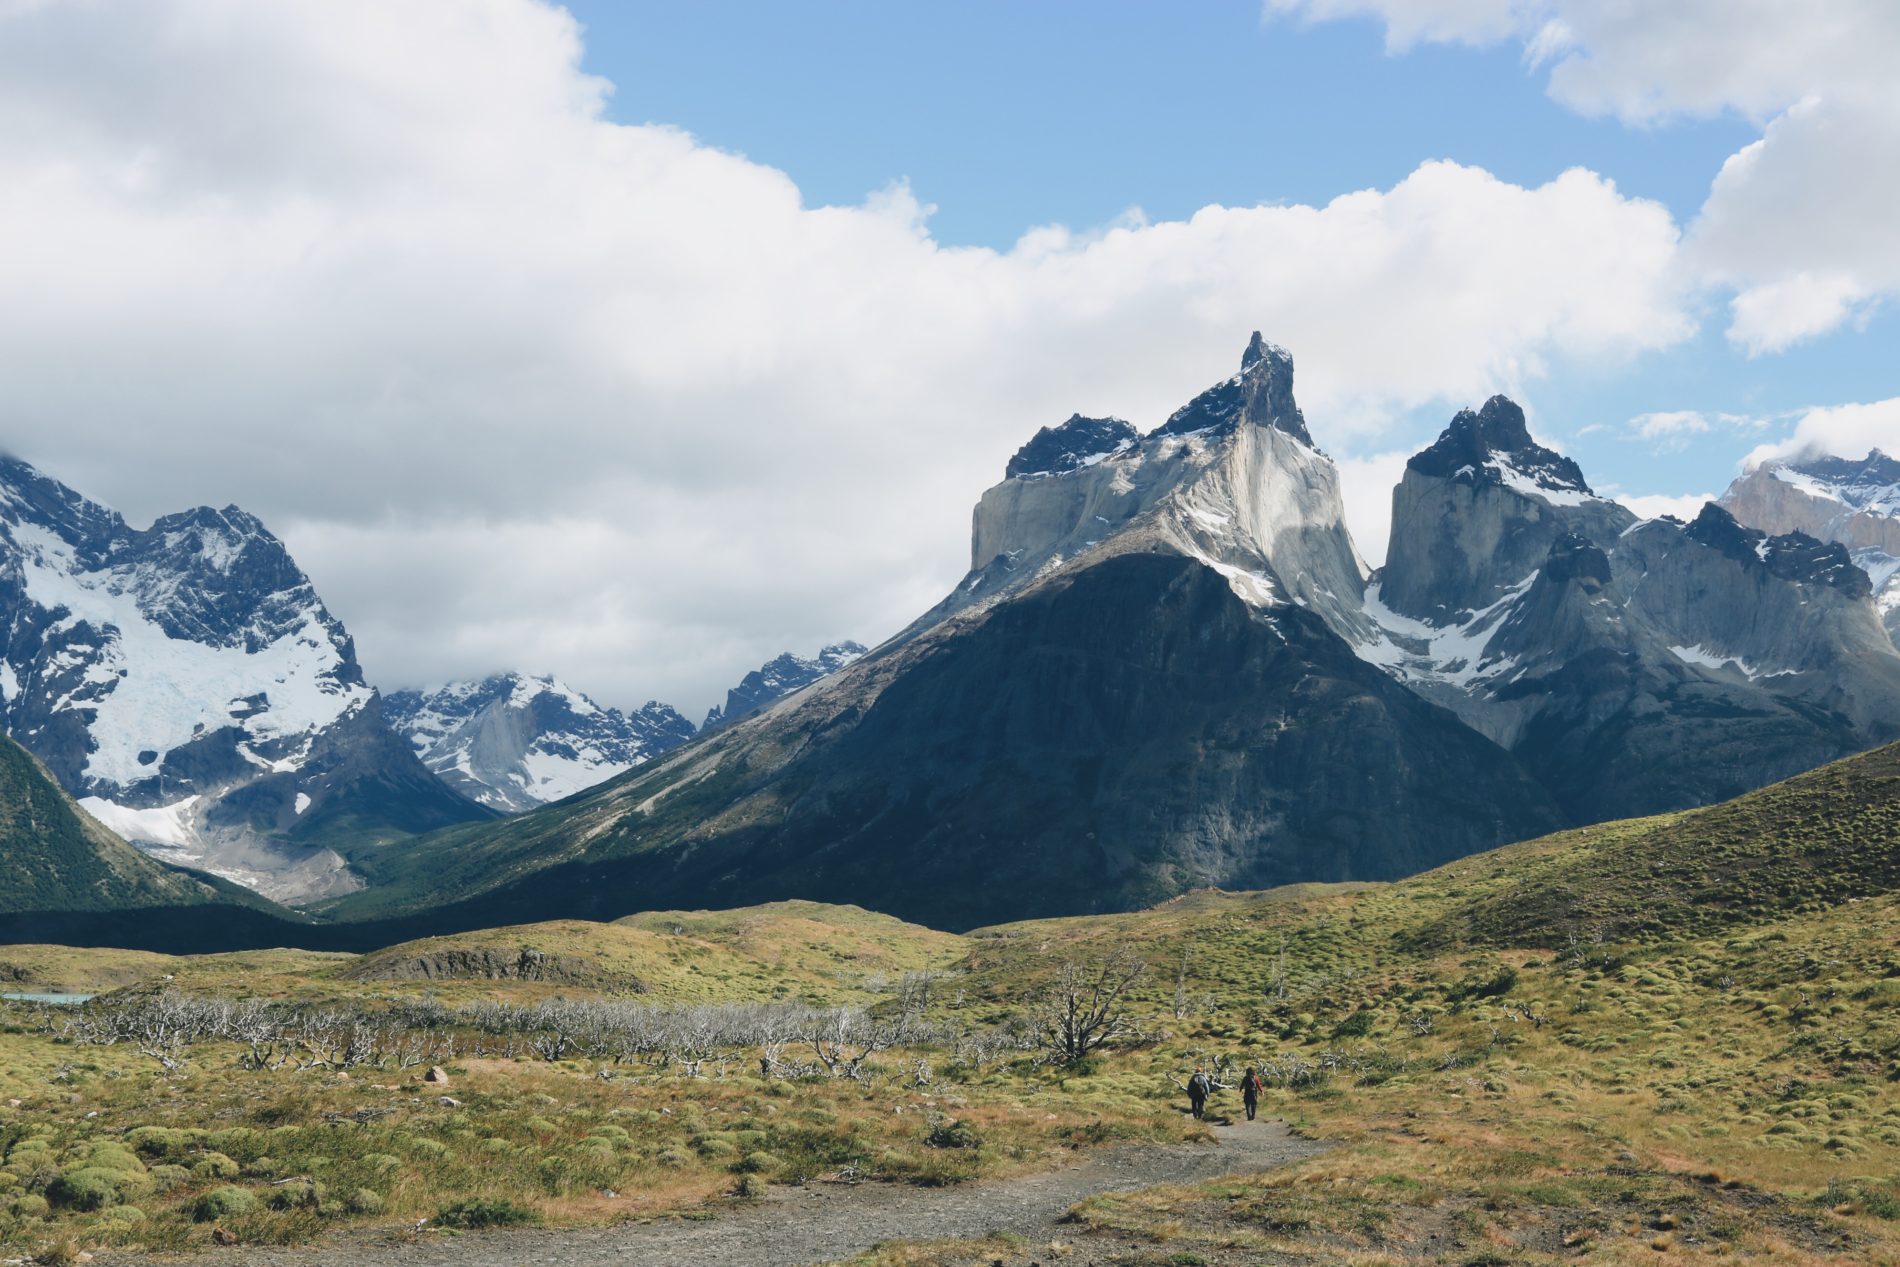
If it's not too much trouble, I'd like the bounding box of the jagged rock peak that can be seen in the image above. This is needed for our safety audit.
[1006,414,1139,479]
[1408,395,1593,500]
[1153,332,1313,446]
[703,641,869,731]
[1684,503,1872,598]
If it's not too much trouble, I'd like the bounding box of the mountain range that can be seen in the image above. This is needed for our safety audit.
[0,459,491,903]
[303,334,1900,934]
[4,332,1898,942]
[385,675,697,814]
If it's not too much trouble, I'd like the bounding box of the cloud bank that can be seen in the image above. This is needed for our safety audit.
[0,0,1709,713]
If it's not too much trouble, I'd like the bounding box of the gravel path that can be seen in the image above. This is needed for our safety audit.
[118,1121,1322,1267]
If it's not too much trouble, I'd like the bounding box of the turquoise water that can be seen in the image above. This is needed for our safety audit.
[1,992,94,1005]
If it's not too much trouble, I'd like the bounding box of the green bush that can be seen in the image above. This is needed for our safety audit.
[267,1180,324,1211]
[346,1188,386,1216]
[192,1186,258,1221]
[735,1151,780,1174]
[124,1127,196,1160]
[190,1153,240,1180]
[101,1203,147,1225]
[148,1164,189,1192]
[924,1119,982,1150]
[734,1174,768,1199]
[82,1146,146,1175]
[1331,1008,1377,1039]
[434,1198,540,1229]
[48,1167,149,1211]
[205,1129,262,1160]
[7,1193,49,1219]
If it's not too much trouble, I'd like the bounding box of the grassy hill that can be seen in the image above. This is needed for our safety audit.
[0,733,300,922]
[2,743,1898,1261]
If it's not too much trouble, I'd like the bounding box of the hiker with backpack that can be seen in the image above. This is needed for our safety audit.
[1242,1066,1263,1120]
[1186,1067,1211,1120]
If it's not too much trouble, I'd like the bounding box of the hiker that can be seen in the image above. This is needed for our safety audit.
[1242,1066,1263,1121]
[1186,1067,1211,1119]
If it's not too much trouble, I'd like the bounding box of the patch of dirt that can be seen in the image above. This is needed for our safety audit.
[110,1122,1322,1267]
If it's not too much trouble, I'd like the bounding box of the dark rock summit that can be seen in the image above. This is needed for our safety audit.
[1005,415,1139,479]
[1684,504,1871,598]
[1154,331,1312,445]
[1407,395,1591,496]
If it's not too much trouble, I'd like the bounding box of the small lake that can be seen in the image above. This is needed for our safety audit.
[1,992,94,1005]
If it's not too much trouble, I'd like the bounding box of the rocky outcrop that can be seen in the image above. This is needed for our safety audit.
[386,675,696,814]
[343,945,612,985]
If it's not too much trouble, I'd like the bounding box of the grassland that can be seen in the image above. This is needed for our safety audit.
[1,744,1898,1264]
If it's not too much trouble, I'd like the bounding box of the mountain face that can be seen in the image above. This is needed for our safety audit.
[0,458,490,903]
[1720,450,1900,645]
[701,643,868,730]
[320,336,1571,933]
[1363,421,1900,821]
[385,674,696,813]
[265,335,1900,936]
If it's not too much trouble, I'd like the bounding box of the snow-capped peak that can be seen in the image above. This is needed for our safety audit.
[0,455,484,904]
[384,672,697,814]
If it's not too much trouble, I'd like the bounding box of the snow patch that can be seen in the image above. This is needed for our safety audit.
[79,795,200,848]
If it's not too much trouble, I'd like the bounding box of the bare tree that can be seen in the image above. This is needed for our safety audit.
[1028,951,1147,1064]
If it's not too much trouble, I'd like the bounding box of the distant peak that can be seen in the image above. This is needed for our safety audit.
[1154,332,1311,446]
[1784,448,1900,498]
[1408,395,1592,498]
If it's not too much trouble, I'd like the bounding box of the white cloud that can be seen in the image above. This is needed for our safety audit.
[1743,398,1900,471]
[0,0,1694,715]
[1624,409,1768,452]
[1628,410,1712,439]
[1264,0,1900,352]
[1615,491,1718,522]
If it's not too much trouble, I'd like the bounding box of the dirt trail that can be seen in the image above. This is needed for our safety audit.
[120,1121,1322,1267]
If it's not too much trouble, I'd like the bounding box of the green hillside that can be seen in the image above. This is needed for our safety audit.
[0,734,240,915]
[2,744,1899,1261]
[0,733,311,959]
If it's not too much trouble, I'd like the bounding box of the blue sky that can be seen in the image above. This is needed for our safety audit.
[569,0,1895,508]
